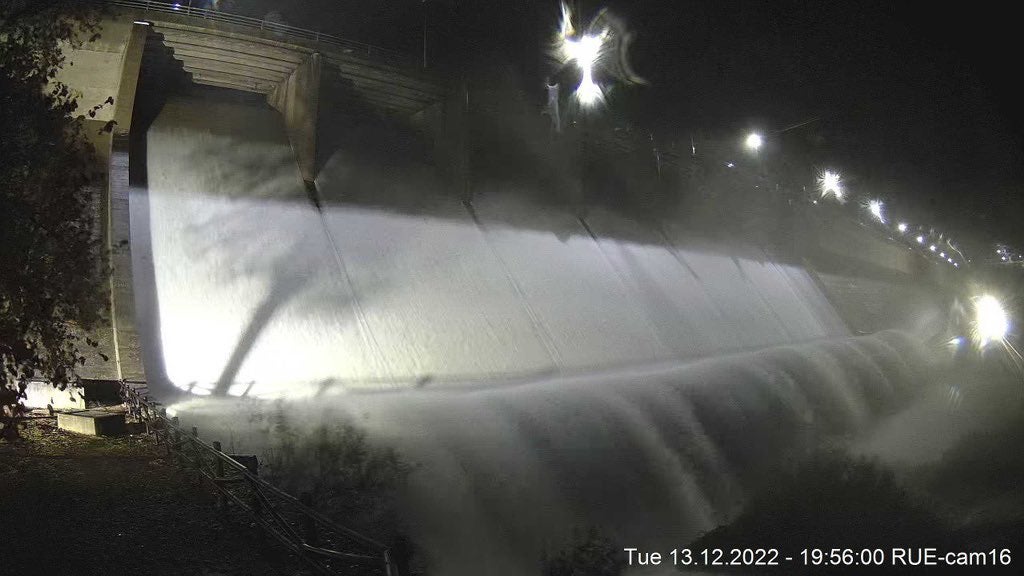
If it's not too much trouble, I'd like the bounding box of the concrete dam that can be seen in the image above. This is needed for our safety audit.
[62,5,970,574]
[134,89,951,575]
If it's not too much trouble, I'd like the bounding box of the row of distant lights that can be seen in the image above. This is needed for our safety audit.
[995,246,1022,263]
[743,132,1012,354]
[740,132,962,267]
[860,192,962,266]
[750,132,1013,351]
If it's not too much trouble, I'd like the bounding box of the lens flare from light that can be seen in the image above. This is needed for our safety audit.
[973,295,1009,348]
[558,3,609,107]
[559,1,575,38]
[574,70,603,105]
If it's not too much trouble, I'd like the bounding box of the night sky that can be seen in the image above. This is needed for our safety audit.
[612,0,1024,249]
[245,0,1023,249]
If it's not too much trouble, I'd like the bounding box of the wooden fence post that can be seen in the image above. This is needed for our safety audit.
[142,401,152,435]
[172,417,182,465]
[299,491,319,547]
[191,426,202,473]
[249,478,263,520]
[212,441,226,511]
[158,408,167,446]
[244,459,262,520]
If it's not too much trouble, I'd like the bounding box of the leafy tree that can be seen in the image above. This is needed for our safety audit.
[262,404,413,554]
[1,0,110,439]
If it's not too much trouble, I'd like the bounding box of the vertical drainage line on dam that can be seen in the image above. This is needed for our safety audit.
[463,200,563,373]
[310,186,395,383]
[576,215,673,357]
[107,165,124,382]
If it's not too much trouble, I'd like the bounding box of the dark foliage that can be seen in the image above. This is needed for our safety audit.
[1,0,109,438]
[689,449,949,569]
[261,403,412,547]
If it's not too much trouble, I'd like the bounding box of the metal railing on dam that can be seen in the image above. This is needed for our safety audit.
[106,0,414,67]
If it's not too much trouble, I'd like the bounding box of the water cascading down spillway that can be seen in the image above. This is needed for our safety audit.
[132,91,943,575]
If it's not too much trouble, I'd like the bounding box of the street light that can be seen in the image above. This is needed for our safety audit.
[897,222,908,233]
[558,3,609,107]
[818,170,844,202]
[973,294,1009,348]
[744,132,763,152]
[866,199,885,223]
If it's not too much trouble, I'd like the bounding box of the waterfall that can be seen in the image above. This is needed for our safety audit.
[174,330,935,575]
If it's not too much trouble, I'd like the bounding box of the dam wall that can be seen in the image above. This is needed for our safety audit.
[132,92,951,398]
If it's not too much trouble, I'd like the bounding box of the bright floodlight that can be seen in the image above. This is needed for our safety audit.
[940,252,946,258]
[947,257,954,263]
[867,199,885,223]
[745,132,763,151]
[558,4,608,107]
[561,34,606,106]
[929,244,936,252]
[818,170,844,202]
[916,235,924,244]
[897,222,908,233]
[973,295,1009,347]
[574,56,603,105]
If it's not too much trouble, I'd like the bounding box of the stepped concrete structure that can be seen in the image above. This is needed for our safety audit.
[55,2,453,385]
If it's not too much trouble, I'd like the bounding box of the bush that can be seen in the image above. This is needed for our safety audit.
[262,404,412,546]
[691,449,947,554]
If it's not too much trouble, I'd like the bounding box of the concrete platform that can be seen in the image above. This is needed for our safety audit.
[56,410,127,437]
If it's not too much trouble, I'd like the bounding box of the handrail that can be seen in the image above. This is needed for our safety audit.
[105,0,415,67]
[119,381,396,576]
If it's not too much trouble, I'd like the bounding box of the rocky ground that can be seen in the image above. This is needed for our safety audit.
[0,417,299,576]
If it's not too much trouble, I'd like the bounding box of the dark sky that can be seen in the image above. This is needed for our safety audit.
[610,0,1019,243]
[610,0,1024,248]
[248,0,1023,249]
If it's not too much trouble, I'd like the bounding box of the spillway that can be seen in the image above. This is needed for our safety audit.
[132,91,950,574]
[132,93,883,398]
[173,329,935,575]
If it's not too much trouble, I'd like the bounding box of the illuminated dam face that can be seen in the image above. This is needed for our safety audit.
[121,88,966,569]
[133,91,950,574]
[131,93,919,398]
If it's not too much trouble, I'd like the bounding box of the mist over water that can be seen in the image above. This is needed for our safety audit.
[173,330,936,575]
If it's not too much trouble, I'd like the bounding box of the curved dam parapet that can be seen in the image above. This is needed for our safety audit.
[132,91,946,398]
